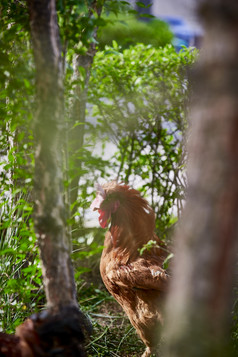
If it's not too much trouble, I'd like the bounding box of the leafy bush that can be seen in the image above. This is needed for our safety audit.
[0,194,43,333]
[98,15,173,49]
[88,43,197,237]
[0,2,43,332]
[0,135,43,333]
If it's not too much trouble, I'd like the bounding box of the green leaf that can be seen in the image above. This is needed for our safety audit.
[163,253,174,270]
[136,2,146,8]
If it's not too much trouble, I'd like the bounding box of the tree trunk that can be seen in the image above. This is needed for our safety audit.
[28,0,76,311]
[0,2,92,355]
[69,51,95,217]
[9,1,93,355]
[163,1,238,356]
[68,1,102,220]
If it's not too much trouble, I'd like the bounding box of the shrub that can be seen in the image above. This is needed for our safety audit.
[98,15,173,49]
[88,43,198,237]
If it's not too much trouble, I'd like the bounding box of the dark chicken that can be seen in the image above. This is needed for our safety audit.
[91,181,170,356]
[0,307,91,357]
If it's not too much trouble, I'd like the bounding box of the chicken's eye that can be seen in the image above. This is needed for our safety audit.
[103,193,116,204]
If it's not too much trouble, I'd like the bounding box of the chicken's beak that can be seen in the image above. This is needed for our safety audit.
[90,194,104,211]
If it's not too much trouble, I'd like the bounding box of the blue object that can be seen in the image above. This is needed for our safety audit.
[160,16,201,51]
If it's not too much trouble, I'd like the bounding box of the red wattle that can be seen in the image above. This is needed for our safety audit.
[98,210,110,228]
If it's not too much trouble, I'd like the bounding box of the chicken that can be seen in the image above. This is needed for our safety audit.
[91,181,170,356]
[0,307,91,357]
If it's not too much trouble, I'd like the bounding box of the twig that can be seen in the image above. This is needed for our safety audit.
[86,326,109,347]
[116,326,134,353]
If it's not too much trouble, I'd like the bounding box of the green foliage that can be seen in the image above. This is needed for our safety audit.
[88,43,197,237]
[162,253,174,270]
[0,0,43,333]
[57,0,133,58]
[138,240,174,269]
[98,15,173,49]
[0,168,43,333]
[1,0,237,354]
[138,239,158,256]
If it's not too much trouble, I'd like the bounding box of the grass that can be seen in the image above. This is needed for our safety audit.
[78,282,145,356]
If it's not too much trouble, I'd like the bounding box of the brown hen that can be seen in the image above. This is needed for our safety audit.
[91,181,170,356]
